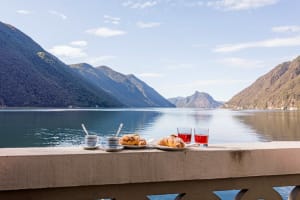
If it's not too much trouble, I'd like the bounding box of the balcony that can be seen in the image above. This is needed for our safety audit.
[1,142,300,200]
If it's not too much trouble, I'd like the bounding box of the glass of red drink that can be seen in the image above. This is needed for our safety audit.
[194,128,209,147]
[177,128,192,144]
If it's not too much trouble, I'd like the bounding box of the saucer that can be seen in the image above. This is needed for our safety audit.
[103,146,124,152]
[83,145,99,150]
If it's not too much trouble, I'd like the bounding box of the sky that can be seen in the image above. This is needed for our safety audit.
[1,0,300,101]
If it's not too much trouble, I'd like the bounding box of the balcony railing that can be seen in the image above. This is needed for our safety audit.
[1,142,300,200]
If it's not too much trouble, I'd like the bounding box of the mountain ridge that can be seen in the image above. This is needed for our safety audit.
[224,56,300,110]
[70,63,174,107]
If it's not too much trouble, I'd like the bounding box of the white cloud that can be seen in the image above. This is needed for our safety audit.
[272,25,300,33]
[207,0,278,11]
[122,1,158,9]
[48,45,87,59]
[16,10,31,15]
[214,35,300,52]
[136,21,161,28]
[219,57,265,68]
[87,56,116,66]
[104,15,121,25]
[49,10,67,20]
[86,27,126,37]
[70,40,88,47]
[137,73,164,78]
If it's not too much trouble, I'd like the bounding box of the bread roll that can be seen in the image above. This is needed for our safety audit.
[119,134,147,146]
[158,134,185,148]
[138,138,147,146]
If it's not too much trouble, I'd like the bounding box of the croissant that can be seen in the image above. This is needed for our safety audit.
[158,134,185,148]
[119,134,147,146]
[138,138,147,146]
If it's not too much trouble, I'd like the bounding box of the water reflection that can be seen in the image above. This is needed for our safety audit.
[192,112,213,124]
[134,109,260,143]
[234,111,300,141]
[0,110,161,147]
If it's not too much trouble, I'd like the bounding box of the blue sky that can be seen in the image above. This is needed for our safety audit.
[1,0,300,101]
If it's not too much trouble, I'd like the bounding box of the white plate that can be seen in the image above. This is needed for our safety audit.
[104,146,124,152]
[155,145,186,151]
[122,145,147,149]
[83,145,99,150]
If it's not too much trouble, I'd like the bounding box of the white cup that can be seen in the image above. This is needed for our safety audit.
[105,136,120,148]
[85,135,98,147]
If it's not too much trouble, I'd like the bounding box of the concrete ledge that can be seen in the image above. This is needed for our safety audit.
[1,141,300,191]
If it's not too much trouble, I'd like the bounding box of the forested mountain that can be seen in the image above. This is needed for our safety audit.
[225,56,300,110]
[71,63,174,107]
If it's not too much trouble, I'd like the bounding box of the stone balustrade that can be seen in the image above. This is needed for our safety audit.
[1,142,300,200]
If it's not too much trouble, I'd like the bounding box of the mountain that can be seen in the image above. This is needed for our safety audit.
[0,21,123,107]
[70,63,174,107]
[168,91,222,108]
[224,56,300,110]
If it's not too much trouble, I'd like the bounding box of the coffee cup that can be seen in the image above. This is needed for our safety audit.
[85,135,98,147]
[106,136,120,148]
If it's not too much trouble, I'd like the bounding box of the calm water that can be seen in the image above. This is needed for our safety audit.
[1,108,300,147]
[0,108,299,199]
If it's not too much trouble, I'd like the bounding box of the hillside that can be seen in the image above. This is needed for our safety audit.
[168,91,222,108]
[70,63,174,107]
[224,56,300,110]
[0,21,123,107]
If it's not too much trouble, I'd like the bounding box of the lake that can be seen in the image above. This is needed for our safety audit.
[0,108,299,199]
[1,108,300,147]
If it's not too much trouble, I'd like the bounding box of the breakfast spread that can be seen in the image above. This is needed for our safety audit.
[157,134,185,148]
[119,134,147,146]
[81,123,206,151]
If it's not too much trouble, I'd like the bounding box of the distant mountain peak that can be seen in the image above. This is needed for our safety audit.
[168,91,222,108]
[193,91,209,96]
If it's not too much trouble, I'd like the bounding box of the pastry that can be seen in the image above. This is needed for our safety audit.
[138,138,147,146]
[158,134,185,148]
[119,134,147,146]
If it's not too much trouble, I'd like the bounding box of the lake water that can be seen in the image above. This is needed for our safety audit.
[1,108,300,147]
[0,108,299,199]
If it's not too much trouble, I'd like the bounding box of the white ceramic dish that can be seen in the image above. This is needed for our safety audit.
[122,144,147,149]
[104,146,124,152]
[83,145,99,150]
[155,145,186,151]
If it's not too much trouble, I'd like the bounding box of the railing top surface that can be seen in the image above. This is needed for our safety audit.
[1,141,300,191]
[1,141,300,156]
